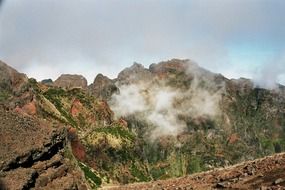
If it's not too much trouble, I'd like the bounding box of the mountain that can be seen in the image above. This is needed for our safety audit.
[102,59,285,184]
[0,59,285,189]
[54,74,88,90]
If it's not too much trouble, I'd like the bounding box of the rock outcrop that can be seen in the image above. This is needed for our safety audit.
[89,74,118,100]
[0,105,88,190]
[54,74,87,90]
[149,58,190,75]
[117,62,153,84]
[0,60,28,99]
[41,79,53,86]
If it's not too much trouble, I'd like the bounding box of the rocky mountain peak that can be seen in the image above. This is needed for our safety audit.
[117,62,153,84]
[0,60,28,94]
[149,58,190,73]
[89,73,118,100]
[41,78,53,86]
[54,74,87,90]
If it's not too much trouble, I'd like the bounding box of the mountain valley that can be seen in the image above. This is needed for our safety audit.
[0,59,285,189]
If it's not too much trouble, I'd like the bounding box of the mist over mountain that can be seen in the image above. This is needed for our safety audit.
[1,0,285,188]
[1,57,285,189]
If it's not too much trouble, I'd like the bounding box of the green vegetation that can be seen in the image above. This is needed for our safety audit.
[130,163,150,182]
[187,156,202,174]
[94,125,135,141]
[150,167,166,180]
[78,162,102,189]
[43,88,77,127]
[0,90,10,101]
[68,88,94,109]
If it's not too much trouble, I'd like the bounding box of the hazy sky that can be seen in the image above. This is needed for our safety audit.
[0,0,284,86]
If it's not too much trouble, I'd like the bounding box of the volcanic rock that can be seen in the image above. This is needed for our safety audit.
[54,74,88,90]
[89,73,118,100]
[0,60,28,97]
[0,105,88,189]
[117,62,153,84]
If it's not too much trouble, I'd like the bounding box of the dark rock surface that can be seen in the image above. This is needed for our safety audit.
[41,79,53,86]
[0,105,88,190]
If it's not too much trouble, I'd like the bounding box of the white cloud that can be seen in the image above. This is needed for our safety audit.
[0,0,284,85]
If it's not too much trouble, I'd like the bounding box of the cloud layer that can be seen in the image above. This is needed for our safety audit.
[110,63,225,139]
[0,0,284,85]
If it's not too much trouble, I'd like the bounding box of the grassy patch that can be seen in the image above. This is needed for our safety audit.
[130,163,150,182]
[187,156,202,174]
[150,167,166,180]
[94,125,135,141]
[78,162,102,189]
[0,90,10,102]
[43,88,78,127]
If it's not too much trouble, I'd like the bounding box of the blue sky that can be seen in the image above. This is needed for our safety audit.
[0,0,284,87]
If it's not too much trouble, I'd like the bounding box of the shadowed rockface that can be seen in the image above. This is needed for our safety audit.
[0,105,88,190]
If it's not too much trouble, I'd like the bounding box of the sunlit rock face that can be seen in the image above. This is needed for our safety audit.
[54,74,88,90]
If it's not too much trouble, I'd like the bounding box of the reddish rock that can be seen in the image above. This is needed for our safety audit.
[22,101,37,115]
[118,118,128,128]
[227,133,239,144]
[97,100,114,124]
[70,99,83,117]
[71,140,86,161]
[68,127,86,161]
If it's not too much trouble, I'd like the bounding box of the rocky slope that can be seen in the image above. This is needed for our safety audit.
[102,152,285,190]
[0,105,88,190]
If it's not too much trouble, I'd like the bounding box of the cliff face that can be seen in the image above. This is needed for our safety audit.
[54,74,88,90]
[88,74,118,100]
[0,61,90,189]
[0,105,88,190]
[0,61,28,102]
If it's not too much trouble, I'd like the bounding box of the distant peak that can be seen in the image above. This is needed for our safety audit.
[54,74,88,89]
